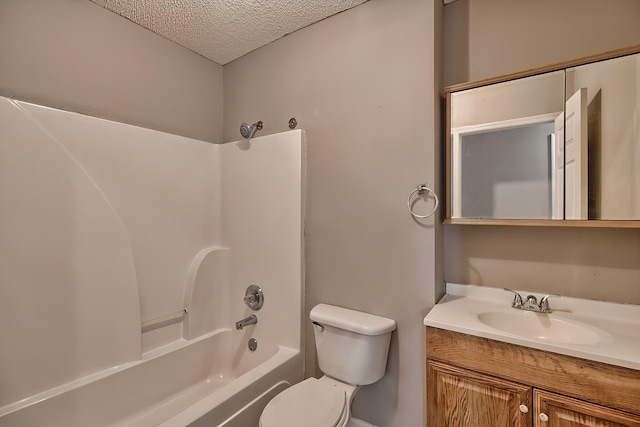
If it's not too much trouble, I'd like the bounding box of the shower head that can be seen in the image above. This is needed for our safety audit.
[239,121,263,139]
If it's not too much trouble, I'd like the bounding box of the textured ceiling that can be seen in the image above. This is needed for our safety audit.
[90,0,368,65]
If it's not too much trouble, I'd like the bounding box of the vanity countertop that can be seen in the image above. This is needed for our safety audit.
[424,283,640,371]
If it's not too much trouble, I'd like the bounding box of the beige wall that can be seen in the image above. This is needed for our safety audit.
[224,1,442,425]
[444,0,640,304]
[0,0,223,142]
[444,0,640,87]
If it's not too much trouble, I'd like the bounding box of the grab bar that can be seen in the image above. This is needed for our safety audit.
[141,308,187,330]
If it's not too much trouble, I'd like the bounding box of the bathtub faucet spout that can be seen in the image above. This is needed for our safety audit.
[235,314,258,330]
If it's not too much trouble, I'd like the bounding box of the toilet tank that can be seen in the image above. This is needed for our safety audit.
[310,304,396,385]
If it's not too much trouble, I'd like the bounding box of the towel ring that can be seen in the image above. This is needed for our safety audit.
[407,184,439,219]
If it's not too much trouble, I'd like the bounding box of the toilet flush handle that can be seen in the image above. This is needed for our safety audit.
[312,321,324,332]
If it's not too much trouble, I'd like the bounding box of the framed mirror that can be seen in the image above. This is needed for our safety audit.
[450,71,565,220]
[566,54,640,221]
[445,45,640,227]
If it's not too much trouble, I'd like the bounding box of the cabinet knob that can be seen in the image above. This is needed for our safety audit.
[539,413,549,422]
[518,404,529,413]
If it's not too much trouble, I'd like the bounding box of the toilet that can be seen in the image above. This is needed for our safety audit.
[260,304,396,427]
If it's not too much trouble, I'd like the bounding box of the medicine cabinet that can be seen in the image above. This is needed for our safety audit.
[445,45,640,227]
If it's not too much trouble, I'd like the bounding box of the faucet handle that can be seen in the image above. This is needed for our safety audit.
[243,285,264,310]
[539,294,560,313]
[504,288,524,309]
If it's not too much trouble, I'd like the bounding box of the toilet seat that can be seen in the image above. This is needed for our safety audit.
[259,377,349,427]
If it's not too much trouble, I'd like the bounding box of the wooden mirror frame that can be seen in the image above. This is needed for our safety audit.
[444,44,640,228]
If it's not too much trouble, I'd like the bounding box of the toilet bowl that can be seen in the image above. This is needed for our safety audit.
[259,304,396,427]
[260,376,356,427]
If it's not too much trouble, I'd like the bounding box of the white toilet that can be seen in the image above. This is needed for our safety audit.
[260,303,396,427]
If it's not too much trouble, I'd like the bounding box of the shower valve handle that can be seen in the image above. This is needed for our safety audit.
[243,285,264,310]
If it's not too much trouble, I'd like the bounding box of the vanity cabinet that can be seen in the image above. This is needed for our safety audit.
[427,360,532,427]
[425,327,640,427]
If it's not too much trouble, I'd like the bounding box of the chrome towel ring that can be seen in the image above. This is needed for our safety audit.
[407,184,439,219]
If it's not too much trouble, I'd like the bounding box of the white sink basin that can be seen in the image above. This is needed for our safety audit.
[476,311,603,345]
[424,283,640,371]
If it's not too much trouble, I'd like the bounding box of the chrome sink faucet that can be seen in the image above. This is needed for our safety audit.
[504,288,560,313]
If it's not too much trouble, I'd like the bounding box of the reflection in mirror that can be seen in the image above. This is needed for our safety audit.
[562,87,588,219]
[457,119,557,219]
[450,71,565,219]
[567,53,640,220]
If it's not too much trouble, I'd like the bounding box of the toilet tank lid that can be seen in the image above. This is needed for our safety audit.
[310,304,396,336]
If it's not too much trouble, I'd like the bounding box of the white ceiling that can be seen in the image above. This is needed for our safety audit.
[90,0,368,65]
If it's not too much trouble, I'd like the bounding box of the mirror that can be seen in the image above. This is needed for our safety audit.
[566,54,640,220]
[450,71,565,220]
[446,47,640,224]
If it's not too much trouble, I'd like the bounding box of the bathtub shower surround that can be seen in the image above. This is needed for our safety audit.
[0,96,304,426]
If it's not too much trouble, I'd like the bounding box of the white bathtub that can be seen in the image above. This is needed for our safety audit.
[0,329,302,427]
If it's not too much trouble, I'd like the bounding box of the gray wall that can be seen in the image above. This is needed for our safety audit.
[223,1,442,426]
[0,0,223,142]
[3,0,639,425]
[0,1,441,425]
[444,0,640,86]
[444,0,640,304]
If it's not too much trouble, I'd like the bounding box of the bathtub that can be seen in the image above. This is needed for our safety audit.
[0,329,302,427]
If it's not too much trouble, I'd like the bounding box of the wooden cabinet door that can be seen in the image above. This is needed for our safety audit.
[427,360,532,427]
[535,389,640,427]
